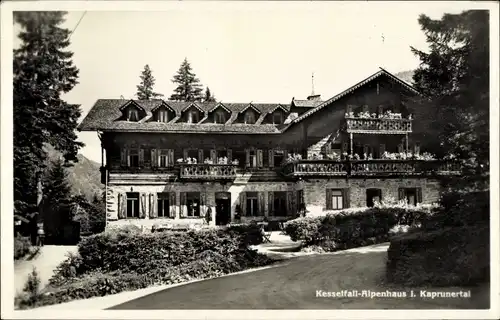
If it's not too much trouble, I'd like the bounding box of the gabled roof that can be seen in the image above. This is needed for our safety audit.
[292,68,420,123]
[181,102,206,114]
[208,102,231,114]
[238,103,262,115]
[151,101,175,113]
[268,104,288,114]
[118,100,145,112]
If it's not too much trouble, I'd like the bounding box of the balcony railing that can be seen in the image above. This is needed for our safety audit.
[179,164,238,180]
[346,117,412,134]
[282,159,460,177]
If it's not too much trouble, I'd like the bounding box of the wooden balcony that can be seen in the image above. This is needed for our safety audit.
[179,164,238,180]
[346,117,412,134]
[282,159,460,178]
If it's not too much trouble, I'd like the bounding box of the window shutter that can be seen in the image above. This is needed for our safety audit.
[416,188,422,204]
[139,193,146,218]
[286,191,293,216]
[149,193,157,218]
[121,148,127,167]
[414,143,421,155]
[398,188,405,201]
[183,149,188,160]
[363,144,369,156]
[268,149,274,167]
[326,189,333,210]
[126,149,131,167]
[169,192,176,218]
[240,193,247,216]
[210,149,217,162]
[168,149,174,166]
[397,143,403,153]
[245,149,250,168]
[343,188,350,209]
[151,149,157,167]
[139,149,145,166]
[118,193,126,219]
[198,149,204,163]
[180,192,186,217]
[380,144,386,156]
[259,192,265,216]
[200,193,206,217]
[257,149,263,167]
[268,192,274,216]
[227,149,232,162]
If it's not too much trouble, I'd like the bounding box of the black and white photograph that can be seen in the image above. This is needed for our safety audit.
[1,1,499,319]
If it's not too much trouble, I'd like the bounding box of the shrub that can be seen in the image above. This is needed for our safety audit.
[283,216,322,242]
[14,235,32,260]
[386,225,489,286]
[225,223,263,245]
[15,268,42,309]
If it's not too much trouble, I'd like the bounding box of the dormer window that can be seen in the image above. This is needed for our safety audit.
[214,111,226,124]
[157,110,169,123]
[128,109,139,122]
[244,112,256,124]
[187,110,199,124]
[272,112,283,125]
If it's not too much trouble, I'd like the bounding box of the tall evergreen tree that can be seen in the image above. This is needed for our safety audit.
[13,12,84,216]
[170,58,204,102]
[411,10,489,190]
[204,87,216,102]
[136,64,163,100]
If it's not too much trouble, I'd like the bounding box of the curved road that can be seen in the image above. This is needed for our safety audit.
[109,244,489,310]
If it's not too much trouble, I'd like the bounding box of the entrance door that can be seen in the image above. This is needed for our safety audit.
[366,188,382,207]
[215,192,231,226]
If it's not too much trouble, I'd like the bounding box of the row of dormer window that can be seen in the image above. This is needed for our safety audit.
[124,104,285,125]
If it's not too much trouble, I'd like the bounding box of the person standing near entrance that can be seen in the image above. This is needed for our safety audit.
[36,223,45,246]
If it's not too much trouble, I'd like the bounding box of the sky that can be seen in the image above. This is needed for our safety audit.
[11,1,484,163]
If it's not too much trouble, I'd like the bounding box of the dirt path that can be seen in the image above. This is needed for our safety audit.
[14,245,78,295]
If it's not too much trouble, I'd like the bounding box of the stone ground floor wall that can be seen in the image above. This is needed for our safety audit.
[105,178,442,230]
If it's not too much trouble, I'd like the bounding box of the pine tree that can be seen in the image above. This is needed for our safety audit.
[204,87,216,102]
[411,10,489,190]
[170,58,204,102]
[13,12,84,216]
[136,64,163,100]
[42,159,73,233]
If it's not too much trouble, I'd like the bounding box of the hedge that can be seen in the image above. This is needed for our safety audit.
[386,225,489,286]
[15,226,273,309]
[14,235,33,260]
[283,205,435,249]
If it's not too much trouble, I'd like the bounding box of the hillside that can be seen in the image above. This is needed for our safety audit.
[395,70,415,85]
[44,145,102,201]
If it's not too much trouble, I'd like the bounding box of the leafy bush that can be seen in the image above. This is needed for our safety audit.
[283,206,434,251]
[225,223,263,245]
[15,268,42,309]
[14,235,32,260]
[386,225,489,286]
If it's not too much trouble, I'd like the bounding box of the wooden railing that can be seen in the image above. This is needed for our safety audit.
[179,164,238,179]
[346,117,412,134]
[282,159,461,177]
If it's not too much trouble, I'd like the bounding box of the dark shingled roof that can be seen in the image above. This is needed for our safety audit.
[291,99,322,108]
[78,99,291,134]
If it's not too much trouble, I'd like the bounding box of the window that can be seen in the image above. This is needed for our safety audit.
[187,110,199,124]
[157,193,170,217]
[273,192,287,216]
[272,112,283,124]
[246,192,259,216]
[186,192,201,217]
[399,188,422,206]
[326,189,349,210]
[128,109,139,121]
[331,190,344,210]
[366,188,382,207]
[126,192,140,218]
[158,149,173,167]
[157,110,169,123]
[248,150,257,167]
[129,149,139,167]
[184,149,198,162]
[216,149,229,164]
[214,111,226,124]
[244,111,256,124]
[273,150,285,166]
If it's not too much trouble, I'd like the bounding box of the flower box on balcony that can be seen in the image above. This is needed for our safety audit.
[179,163,238,180]
[345,117,412,134]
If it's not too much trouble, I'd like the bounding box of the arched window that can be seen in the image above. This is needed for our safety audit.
[244,112,256,124]
[214,111,226,124]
